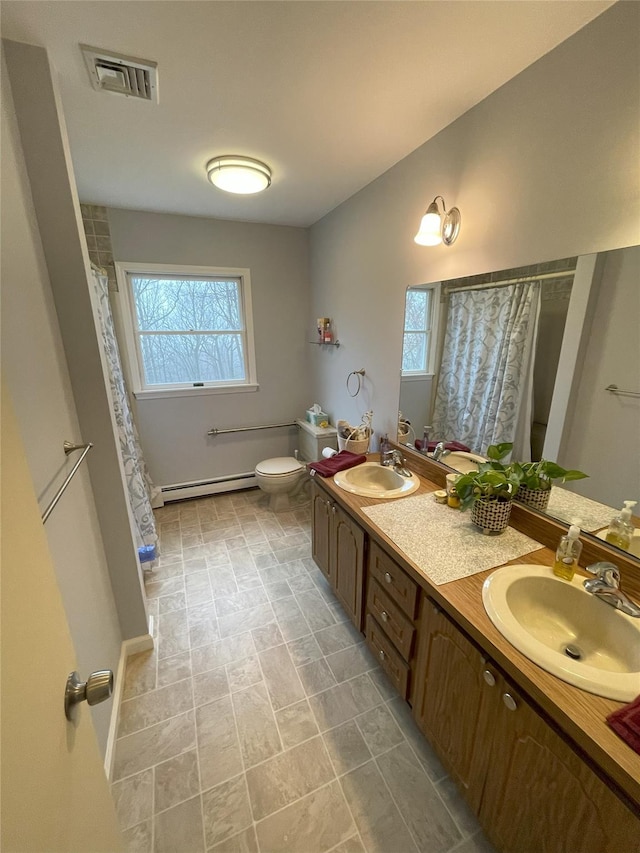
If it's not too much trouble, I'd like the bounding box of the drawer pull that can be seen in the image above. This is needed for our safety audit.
[483,670,496,687]
[379,649,386,661]
[332,505,337,515]
[381,611,389,623]
[384,572,393,584]
[503,693,518,712]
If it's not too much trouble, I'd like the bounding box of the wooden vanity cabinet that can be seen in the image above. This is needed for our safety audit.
[310,481,365,629]
[413,601,639,852]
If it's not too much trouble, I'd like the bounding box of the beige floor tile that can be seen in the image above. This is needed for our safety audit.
[123,819,153,853]
[297,658,337,696]
[207,825,258,853]
[308,674,381,732]
[118,679,193,737]
[246,735,335,821]
[146,576,184,600]
[255,779,355,853]
[111,768,153,831]
[185,571,213,607]
[355,703,404,756]
[340,759,419,853]
[157,609,189,660]
[157,590,186,614]
[157,651,192,688]
[232,681,282,768]
[183,556,208,575]
[227,654,263,692]
[331,837,366,853]
[202,775,253,849]
[154,749,200,813]
[275,698,319,748]
[259,643,305,710]
[193,665,230,707]
[377,741,462,852]
[197,696,243,789]
[113,711,196,781]
[322,720,372,776]
[188,604,220,649]
[123,650,157,700]
[154,795,204,853]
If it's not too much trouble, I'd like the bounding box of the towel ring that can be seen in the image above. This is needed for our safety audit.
[347,369,365,397]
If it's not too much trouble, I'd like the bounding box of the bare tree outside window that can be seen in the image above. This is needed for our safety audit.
[129,276,248,385]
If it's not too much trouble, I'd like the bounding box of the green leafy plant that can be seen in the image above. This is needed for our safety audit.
[454,466,520,512]
[508,459,588,491]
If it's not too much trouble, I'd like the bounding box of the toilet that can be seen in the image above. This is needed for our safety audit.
[254,420,337,512]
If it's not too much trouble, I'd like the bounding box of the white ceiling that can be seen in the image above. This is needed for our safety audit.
[2,1,614,227]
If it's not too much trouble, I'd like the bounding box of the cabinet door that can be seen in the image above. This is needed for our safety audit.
[412,601,489,811]
[311,482,331,580]
[331,503,365,630]
[480,679,640,853]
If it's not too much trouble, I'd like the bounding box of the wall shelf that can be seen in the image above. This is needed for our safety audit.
[309,340,340,348]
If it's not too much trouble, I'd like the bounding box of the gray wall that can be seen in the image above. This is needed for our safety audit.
[107,208,311,486]
[308,3,640,443]
[1,52,122,752]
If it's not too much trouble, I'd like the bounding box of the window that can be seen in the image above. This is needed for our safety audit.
[115,263,257,398]
[401,285,437,375]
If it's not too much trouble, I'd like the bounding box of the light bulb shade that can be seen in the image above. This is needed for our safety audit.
[206,156,272,194]
[414,208,442,246]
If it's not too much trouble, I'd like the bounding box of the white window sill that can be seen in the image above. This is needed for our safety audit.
[400,373,435,381]
[133,383,259,400]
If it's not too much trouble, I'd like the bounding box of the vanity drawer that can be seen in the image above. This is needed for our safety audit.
[366,614,410,699]
[368,541,419,619]
[367,578,415,661]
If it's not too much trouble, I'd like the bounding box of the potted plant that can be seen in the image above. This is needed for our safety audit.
[454,443,520,534]
[508,459,588,511]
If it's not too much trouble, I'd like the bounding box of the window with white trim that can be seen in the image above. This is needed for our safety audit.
[401,285,437,376]
[115,263,258,398]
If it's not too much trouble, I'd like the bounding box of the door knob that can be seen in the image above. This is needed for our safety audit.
[65,669,113,720]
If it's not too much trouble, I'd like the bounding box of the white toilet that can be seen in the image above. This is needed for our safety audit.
[254,420,337,512]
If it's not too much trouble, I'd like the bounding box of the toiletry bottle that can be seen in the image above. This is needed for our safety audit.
[605,501,637,551]
[553,525,582,581]
[323,321,333,343]
[379,433,390,456]
[421,425,431,453]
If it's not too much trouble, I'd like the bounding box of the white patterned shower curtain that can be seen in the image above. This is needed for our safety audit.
[92,270,159,550]
[431,281,541,459]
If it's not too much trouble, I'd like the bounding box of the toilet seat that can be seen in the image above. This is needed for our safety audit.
[255,457,304,477]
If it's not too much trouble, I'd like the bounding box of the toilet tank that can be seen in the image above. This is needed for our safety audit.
[295,419,337,462]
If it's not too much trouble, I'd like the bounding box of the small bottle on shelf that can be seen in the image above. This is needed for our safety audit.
[323,321,333,344]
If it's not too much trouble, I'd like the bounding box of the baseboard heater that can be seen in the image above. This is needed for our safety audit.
[161,471,257,503]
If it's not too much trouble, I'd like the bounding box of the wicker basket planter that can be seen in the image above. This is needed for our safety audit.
[515,485,552,512]
[471,498,513,535]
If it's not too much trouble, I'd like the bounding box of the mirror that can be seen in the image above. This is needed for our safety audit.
[398,245,640,562]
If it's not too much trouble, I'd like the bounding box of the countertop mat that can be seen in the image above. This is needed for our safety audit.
[545,488,615,532]
[363,492,544,585]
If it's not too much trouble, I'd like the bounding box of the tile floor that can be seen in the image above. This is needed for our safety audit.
[111,490,495,853]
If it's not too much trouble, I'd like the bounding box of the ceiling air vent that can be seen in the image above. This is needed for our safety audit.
[81,45,158,102]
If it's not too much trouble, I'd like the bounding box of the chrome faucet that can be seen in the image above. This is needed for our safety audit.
[583,562,640,617]
[432,441,450,462]
[382,449,412,478]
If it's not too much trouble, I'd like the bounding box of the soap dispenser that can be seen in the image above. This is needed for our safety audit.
[553,524,582,581]
[605,501,637,551]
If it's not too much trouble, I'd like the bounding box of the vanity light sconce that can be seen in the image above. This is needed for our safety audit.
[414,196,461,246]
[206,155,272,195]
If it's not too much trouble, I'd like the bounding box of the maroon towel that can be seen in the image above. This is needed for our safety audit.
[607,694,640,754]
[308,451,367,478]
[414,440,471,453]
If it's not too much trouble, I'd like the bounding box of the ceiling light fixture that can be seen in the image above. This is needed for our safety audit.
[414,196,461,246]
[206,156,272,195]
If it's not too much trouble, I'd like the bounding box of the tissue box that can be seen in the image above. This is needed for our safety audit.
[306,408,329,427]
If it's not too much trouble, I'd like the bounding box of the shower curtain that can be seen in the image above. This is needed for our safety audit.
[92,270,159,550]
[431,281,541,459]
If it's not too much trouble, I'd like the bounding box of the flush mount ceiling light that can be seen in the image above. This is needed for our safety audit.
[414,196,461,246]
[206,156,272,195]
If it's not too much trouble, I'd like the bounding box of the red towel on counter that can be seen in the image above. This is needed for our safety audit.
[307,451,367,478]
[414,440,471,453]
[606,694,640,754]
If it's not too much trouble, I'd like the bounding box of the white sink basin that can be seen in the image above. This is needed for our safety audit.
[483,564,640,701]
[333,462,420,499]
[444,451,487,474]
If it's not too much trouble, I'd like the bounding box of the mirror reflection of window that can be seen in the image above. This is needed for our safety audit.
[401,286,436,375]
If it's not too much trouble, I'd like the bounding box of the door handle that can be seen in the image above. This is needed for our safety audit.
[65,669,113,720]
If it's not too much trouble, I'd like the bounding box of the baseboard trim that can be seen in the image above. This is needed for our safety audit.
[161,473,257,502]
[104,623,155,780]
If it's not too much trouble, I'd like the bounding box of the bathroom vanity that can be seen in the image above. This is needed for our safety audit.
[310,462,640,852]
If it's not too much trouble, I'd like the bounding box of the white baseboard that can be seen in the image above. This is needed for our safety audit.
[161,472,257,502]
[104,624,155,780]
